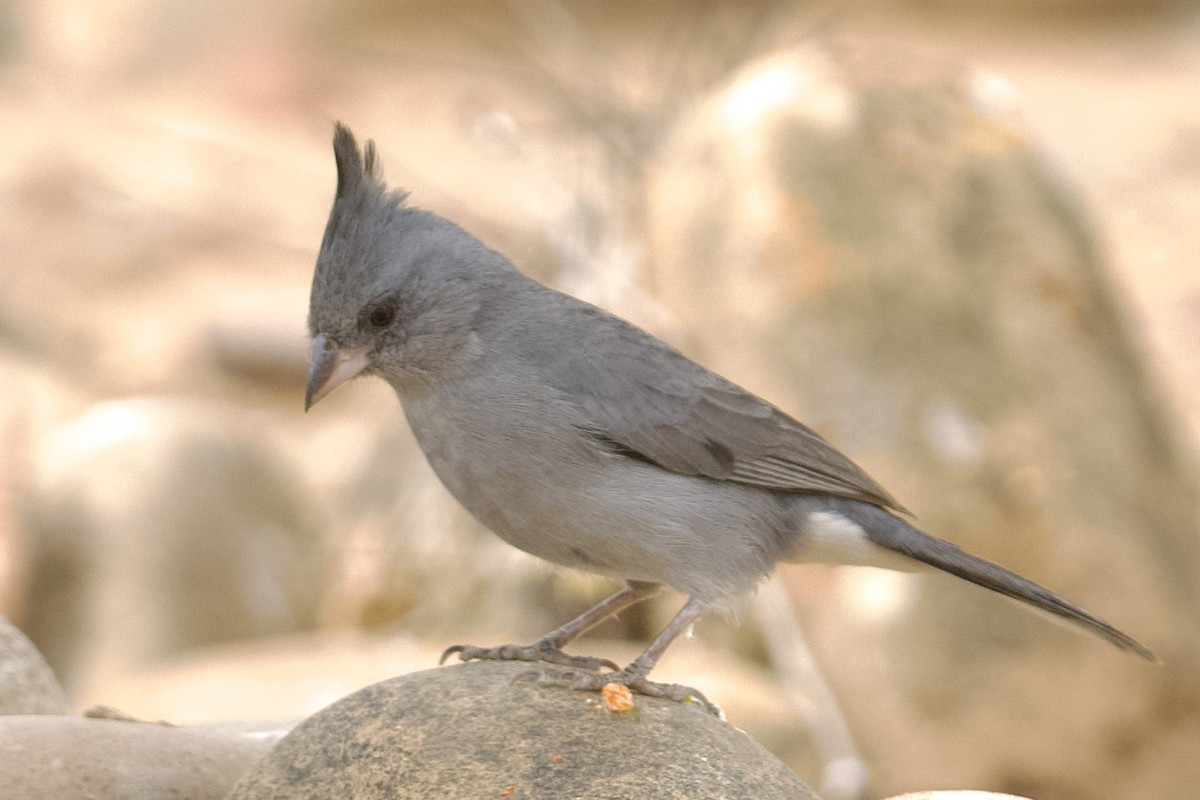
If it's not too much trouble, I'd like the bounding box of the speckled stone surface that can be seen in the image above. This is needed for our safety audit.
[228,661,819,799]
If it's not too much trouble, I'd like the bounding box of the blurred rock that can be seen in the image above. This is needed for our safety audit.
[649,43,1200,799]
[0,714,284,800]
[228,661,819,800]
[0,616,68,715]
[0,349,89,622]
[20,397,329,698]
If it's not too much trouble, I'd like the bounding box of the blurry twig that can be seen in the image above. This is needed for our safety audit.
[753,575,867,800]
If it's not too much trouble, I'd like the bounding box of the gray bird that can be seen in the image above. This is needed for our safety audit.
[305,124,1154,710]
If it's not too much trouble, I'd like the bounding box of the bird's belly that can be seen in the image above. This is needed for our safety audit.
[401,400,632,572]
[427,444,670,580]
[402,393,786,599]
[433,447,782,598]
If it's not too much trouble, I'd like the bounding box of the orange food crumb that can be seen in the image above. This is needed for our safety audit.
[552,754,563,763]
[499,786,515,797]
[601,683,635,713]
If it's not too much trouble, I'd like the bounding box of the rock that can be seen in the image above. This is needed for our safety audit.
[0,617,68,715]
[0,714,286,800]
[647,43,1200,799]
[84,629,817,775]
[228,661,819,800]
[21,398,329,698]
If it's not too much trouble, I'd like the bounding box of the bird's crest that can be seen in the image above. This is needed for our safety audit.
[317,123,412,264]
[330,122,409,207]
[333,122,386,199]
[309,124,417,337]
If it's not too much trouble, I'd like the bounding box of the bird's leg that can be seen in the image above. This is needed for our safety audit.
[526,596,721,716]
[440,581,661,673]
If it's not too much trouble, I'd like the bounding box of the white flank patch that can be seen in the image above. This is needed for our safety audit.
[800,512,920,572]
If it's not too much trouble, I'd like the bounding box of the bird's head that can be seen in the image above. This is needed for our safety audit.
[305,124,508,409]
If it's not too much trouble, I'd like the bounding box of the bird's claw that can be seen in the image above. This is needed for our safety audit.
[518,666,723,717]
[439,641,619,673]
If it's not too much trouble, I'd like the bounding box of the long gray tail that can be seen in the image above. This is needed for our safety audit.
[835,501,1157,661]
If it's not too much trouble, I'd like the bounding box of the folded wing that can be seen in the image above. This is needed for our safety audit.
[536,303,905,513]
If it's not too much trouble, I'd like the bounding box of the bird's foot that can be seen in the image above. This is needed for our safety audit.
[521,665,722,717]
[440,640,619,673]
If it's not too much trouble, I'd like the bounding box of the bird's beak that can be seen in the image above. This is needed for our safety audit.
[305,334,371,411]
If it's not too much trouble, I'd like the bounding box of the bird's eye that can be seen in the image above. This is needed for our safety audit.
[367,302,396,329]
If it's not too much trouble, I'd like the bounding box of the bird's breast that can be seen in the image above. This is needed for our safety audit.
[398,380,621,567]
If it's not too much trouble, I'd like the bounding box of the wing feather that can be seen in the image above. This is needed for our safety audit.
[529,300,906,513]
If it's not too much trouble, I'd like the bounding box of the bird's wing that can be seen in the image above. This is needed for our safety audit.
[536,304,906,513]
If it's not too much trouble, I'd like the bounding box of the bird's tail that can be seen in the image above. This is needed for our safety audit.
[831,501,1157,661]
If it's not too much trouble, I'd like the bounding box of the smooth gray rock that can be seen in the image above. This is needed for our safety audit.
[0,617,68,715]
[229,661,819,800]
[0,715,284,800]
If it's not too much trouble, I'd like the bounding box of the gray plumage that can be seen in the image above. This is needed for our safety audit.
[305,123,1154,698]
